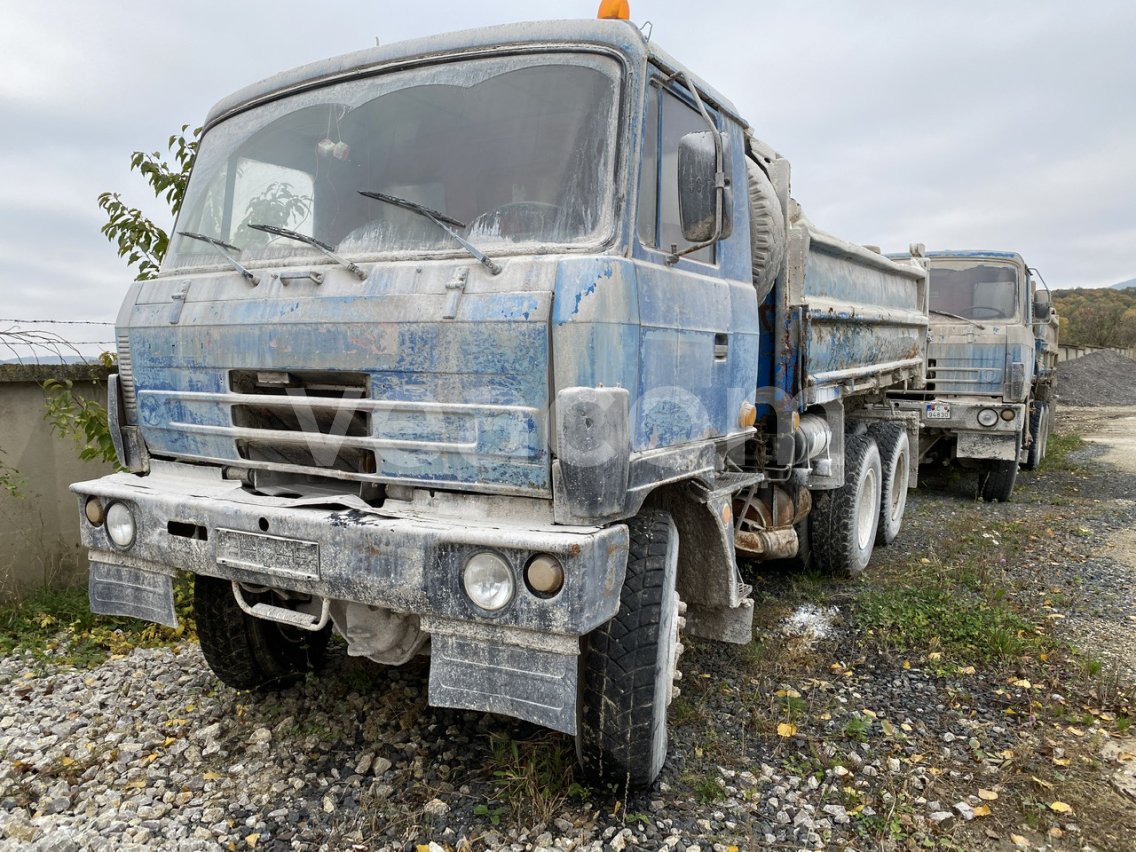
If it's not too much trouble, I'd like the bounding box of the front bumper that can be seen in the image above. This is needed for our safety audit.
[72,461,629,734]
[893,398,1024,461]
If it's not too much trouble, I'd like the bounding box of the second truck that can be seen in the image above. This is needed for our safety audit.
[888,250,1059,501]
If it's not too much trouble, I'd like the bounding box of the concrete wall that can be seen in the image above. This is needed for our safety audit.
[1058,344,1136,362]
[0,365,114,599]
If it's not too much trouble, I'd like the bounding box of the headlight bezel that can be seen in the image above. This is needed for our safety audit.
[104,501,137,549]
[461,551,516,612]
[523,554,565,599]
[977,408,999,428]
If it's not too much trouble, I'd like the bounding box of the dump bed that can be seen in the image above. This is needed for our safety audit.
[775,211,929,407]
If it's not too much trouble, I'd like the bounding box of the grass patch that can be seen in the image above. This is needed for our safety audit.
[482,729,581,827]
[1041,432,1086,471]
[0,576,193,668]
[684,773,726,804]
[856,583,1045,663]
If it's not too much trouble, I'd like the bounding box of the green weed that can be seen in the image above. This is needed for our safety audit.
[472,803,505,826]
[484,730,577,827]
[689,775,726,804]
[856,583,1043,662]
[1041,433,1086,471]
[0,576,193,668]
[842,713,872,742]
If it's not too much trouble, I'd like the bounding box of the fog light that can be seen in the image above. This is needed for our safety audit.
[524,554,565,598]
[462,552,514,611]
[84,498,104,526]
[105,502,136,548]
[1000,408,1016,421]
[977,408,998,427]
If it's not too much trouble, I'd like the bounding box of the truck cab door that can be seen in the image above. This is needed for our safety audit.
[631,79,755,453]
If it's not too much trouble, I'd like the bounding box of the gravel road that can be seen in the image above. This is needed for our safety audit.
[1,408,1134,851]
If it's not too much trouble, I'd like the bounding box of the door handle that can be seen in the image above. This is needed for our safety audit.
[714,333,729,360]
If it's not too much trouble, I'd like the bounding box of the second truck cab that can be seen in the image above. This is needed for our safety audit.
[890,250,1058,500]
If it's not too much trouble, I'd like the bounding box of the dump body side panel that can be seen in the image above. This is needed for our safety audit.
[786,223,928,408]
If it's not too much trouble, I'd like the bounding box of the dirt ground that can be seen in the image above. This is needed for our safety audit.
[1066,405,1136,474]
[900,405,1136,849]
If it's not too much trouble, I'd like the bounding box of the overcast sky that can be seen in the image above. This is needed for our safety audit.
[2,0,1134,354]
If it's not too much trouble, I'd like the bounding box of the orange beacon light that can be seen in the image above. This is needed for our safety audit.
[598,0,631,21]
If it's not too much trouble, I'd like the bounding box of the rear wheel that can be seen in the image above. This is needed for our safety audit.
[195,575,330,690]
[868,423,910,546]
[577,510,680,788]
[810,435,882,577]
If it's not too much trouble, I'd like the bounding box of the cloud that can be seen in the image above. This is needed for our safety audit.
[0,0,1133,323]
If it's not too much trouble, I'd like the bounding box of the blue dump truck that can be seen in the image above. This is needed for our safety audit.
[73,19,929,786]
[887,251,1059,501]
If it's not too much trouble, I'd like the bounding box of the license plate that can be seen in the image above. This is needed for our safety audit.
[925,402,951,420]
[216,529,320,579]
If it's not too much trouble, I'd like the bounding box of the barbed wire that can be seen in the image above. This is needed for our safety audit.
[3,340,116,346]
[0,318,115,326]
[0,328,114,367]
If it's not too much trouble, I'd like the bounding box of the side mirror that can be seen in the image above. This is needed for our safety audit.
[677,130,732,244]
[1032,289,1052,318]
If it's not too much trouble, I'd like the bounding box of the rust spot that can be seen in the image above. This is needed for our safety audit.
[568,543,582,557]
[735,530,767,555]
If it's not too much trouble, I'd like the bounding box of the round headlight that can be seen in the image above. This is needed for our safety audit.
[105,502,137,548]
[977,408,999,427]
[524,554,565,598]
[462,552,514,612]
[1000,408,1016,422]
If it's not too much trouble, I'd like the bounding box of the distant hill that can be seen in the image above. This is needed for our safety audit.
[1111,278,1136,290]
[1053,287,1136,348]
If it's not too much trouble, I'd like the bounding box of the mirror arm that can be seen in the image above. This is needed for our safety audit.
[665,71,727,264]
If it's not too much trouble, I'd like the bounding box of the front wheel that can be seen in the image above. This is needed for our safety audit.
[810,434,882,577]
[980,458,1019,502]
[1024,402,1050,470]
[195,575,331,690]
[576,510,681,788]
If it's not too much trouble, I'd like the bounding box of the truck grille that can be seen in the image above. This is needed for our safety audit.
[926,358,1003,392]
[229,371,376,475]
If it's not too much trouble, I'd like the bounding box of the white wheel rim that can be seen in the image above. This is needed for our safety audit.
[857,466,880,551]
[890,449,909,521]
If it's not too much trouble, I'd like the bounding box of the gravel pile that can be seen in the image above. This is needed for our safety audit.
[1056,350,1136,406]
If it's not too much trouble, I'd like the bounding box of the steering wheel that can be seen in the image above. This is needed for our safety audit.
[968,305,1007,319]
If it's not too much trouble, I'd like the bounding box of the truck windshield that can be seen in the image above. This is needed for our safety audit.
[166,53,621,271]
[929,261,1020,321]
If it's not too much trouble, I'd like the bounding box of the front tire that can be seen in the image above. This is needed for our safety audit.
[576,510,680,788]
[1024,402,1050,470]
[810,434,882,577]
[195,575,330,690]
[980,458,1019,502]
[869,423,910,546]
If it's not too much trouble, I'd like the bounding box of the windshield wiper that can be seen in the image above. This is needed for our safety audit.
[358,191,501,275]
[929,309,986,330]
[246,224,367,280]
[178,231,259,285]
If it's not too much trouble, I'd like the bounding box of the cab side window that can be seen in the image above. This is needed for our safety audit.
[637,83,715,264]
